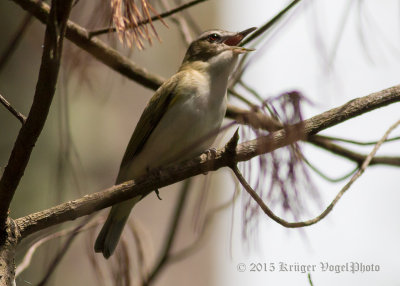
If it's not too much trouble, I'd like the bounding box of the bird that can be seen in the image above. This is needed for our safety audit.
[94,27,256,258]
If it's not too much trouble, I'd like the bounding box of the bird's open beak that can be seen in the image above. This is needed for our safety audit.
[223,27,257,53]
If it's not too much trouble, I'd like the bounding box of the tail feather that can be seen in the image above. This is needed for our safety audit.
[94,197,140,258]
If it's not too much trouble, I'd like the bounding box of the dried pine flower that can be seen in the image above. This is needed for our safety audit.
[111,0,166,49]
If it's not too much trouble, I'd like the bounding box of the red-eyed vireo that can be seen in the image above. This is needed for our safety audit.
[95,27,256,258]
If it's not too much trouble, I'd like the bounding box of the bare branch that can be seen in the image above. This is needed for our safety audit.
[0,0,74,230]
[232,118,400,228]
[309,135,400,167]
[0,13,32,74]
[0,93,27,124]
[316,134,400,146]
[225,104,282,132]
[303,156,358,183]
[89,0,207,38]
[14,84,400,239]
[37,217,92,286]
[16,218,100,277]
[160,0,193,45]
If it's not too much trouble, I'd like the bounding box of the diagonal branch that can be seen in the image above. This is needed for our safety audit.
[314,134,400,146]
[240,0,302,47]
[36,217,92,286]
[0,0,74,230]
[0,13,32,74]
[14,84,400,239]
[0,93,27,124]
[309,135,400,166]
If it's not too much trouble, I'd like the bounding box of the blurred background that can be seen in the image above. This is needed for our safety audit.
[0,0,400,285]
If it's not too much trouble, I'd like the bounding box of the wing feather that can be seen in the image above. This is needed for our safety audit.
[117,73,183,176]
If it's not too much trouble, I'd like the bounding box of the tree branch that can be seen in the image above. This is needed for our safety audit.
[0,0,74,230]
[36,217,92,286]
[309,135,400,167]
[316,134,400,146]
[0,13,32,74]
[14,84,400,239]
[0,93,27,124]
[240,0,302,47]
[16,218,100,277]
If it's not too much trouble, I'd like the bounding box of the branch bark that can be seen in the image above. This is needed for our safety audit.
[0,219,20,286]
[15,84,400,240]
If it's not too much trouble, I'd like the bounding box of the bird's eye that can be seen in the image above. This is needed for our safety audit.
[207,33,221,43]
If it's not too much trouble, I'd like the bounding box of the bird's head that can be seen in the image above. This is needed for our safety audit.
[181,27,256,73]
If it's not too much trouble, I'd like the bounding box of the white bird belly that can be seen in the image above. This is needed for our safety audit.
[123,90,227,179]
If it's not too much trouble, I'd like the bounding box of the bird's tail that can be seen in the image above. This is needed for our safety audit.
[94,197,140,258]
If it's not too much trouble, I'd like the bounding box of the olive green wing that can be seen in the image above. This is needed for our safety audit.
[117,74,182,174]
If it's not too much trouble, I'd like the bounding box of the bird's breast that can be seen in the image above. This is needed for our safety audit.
[122,69,228,179]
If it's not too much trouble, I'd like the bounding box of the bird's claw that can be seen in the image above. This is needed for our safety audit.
[204,147,217,159]
[202,148,217,175]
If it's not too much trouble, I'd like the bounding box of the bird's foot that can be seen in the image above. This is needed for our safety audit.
[204,147,217,160]
[202,147,217,175]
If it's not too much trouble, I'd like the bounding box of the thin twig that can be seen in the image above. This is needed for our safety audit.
[303,156,358,183]
[231,118,400,228]
[0,93,27,124]
[237,79,265,104]
[227,89,257,108]
[144,179,191,286]
[309,135,400,167]
[37,217,93,286]
[88,0,207,38]
[308,273,314,286]
[0,13,32,73]
[317,134,400,146]
[327,1,355,67]
[16,218,100,277]
[232,0,302,87]
[240,0,302,47]
[160,0,193,45]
